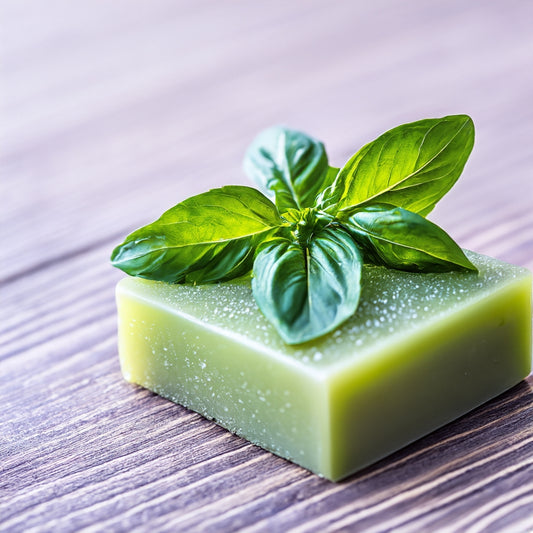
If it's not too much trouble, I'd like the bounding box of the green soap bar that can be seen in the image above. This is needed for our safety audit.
[116,252,532,481]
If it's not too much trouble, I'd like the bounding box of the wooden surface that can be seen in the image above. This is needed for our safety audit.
[2,1,533,531]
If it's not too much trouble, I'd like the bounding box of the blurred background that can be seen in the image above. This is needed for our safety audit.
[3,0,533,283]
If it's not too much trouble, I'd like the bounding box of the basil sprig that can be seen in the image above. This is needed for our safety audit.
[111,115,477,345]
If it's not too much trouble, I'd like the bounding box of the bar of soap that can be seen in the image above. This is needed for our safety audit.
[116,252,532,481]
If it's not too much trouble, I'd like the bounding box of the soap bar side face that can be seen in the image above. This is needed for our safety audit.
[117,284,330,475]
[326,274,532,480]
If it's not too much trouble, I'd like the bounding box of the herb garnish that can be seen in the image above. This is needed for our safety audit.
[111,115,477,344]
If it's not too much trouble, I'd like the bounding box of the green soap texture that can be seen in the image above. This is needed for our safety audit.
[116,252,532,481]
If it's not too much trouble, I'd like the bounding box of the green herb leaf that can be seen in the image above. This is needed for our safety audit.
[321,115,474,216]
[111,116,479,346]
[111,186,283,283]
[252,226,363,344]
[324,165,340,186]
[243,126,334,212]
[341,203,477,272]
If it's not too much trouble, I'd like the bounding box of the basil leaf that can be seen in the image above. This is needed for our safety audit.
[323,165,340,187]
[323,115,474,216]
[341,204,477,272]
[243,126,333,212]
[111,186,283,283]
[315,166,340,207]
[252,227,362,344]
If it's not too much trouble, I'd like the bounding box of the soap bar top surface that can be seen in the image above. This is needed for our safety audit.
[121,252,531,374]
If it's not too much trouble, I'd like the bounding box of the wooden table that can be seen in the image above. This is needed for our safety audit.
[2,1,532,531]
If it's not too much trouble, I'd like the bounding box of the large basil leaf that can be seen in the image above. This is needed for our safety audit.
[243,126,334,212]
[252,227,362,344]
[111,186,283,283]
[322,115,474,216]
[341,204,477,272]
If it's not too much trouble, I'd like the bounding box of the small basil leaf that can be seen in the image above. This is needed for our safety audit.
[252,227,363,344]
[315,166,340,207]
[324,115,474,216]
[341,204,477,272]
[111,186,283,283]
[323,165,340,187]
[243,126,333,211]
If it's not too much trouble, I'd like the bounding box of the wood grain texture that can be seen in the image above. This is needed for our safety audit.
[1,0,532,531]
